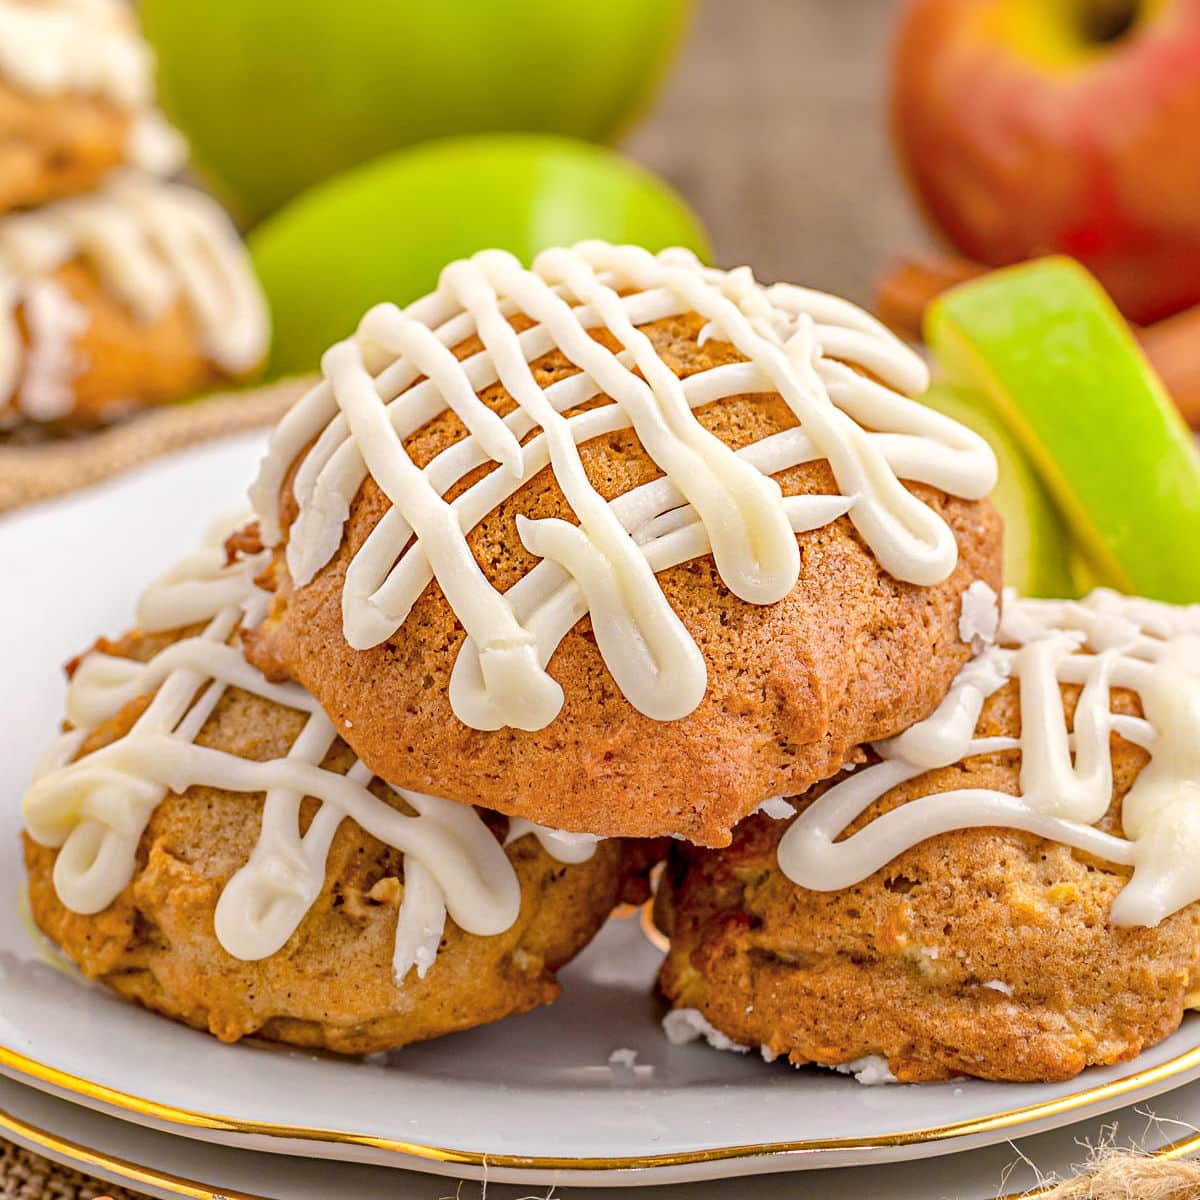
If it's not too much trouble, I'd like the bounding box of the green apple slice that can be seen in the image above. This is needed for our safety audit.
[920,382,1075,598]
[927,256,1200,603]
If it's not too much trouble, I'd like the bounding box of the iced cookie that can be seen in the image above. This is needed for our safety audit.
[23,531,648,1053]
[0,0,183,213]
[0,172,268,428]
[657,588,1200,1082]
[245,243,1002,845]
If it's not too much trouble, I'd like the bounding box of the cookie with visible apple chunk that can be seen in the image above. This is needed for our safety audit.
[655,681,1200,1083]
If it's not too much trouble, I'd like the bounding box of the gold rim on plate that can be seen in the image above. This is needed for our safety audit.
[5,1091,1200,1200]
[0,1102,268,1200]
[3,1030,1200,1174]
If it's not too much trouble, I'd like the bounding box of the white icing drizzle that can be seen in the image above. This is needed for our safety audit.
[0,0,151,107]
[777,588,1200,928]
[16,275,87,420]
[0,0,187,176]
[827,1056,898,1086]
[504,817,600,865]
[22,533,591,984]
[754,795,797,821]
[958,578,1000,654]
[0,171,268,419]
[662,1007,750,1053]
[251,243,997,732]
[125,111,188,179]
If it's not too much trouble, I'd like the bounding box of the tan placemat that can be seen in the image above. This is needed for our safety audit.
[0,375,312,516]
[0,1136,145,1199]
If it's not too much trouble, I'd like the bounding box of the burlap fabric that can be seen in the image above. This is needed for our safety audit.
[0,377,310,515]
[0,1137,143,1200]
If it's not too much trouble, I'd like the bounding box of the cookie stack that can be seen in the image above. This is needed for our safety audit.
[23,242,1200,1083]
[0,0,267,431]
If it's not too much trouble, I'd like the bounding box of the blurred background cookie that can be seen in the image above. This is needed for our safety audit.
[0,0,269,438]
[0,0,183,215]
[0,173,268,429]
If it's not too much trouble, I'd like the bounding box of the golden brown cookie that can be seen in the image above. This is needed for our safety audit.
[655,678,1200,1083]
[25,623,651,1054]
[247,278,1003,847]
[0,0,184,215]
[6,260,226,427]
[0,80,130,214]
[0,175,268,429]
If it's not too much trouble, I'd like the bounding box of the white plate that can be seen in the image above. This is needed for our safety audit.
[4,434,1200,1189]
[6,1060,1200,1200]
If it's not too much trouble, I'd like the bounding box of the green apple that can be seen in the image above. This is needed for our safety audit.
[927,256,1200,603]
[140,0,692,225]
[1067,546,1105,596]
[249,134,711,379]
[920,382,1075,598]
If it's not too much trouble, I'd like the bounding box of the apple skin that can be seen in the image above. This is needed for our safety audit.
[249,135,712,379]
[140,0,691,226]
[892,0,1200,324]
[927,256,1200,603]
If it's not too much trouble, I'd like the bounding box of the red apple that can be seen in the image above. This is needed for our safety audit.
[891,0,1200,324]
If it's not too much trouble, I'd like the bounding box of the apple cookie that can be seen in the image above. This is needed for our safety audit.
[22,531,650,1054]
[0,0,184,214]
[656,588,1200,1083]
[244,242,1002,846]
[0,171,268,429]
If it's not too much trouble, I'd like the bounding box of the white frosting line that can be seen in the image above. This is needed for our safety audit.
[251,242,997,732]
[958,580,1000,654]
[0,172,268,419]
[0,0,152,108]
[504,817,599,865]
[127,110,188,177]
[826,1056,899,1086]
[23,533,593,985]
[754,795,797,820]
[390,857,446,982]
[16,276,87,420]
[777,589,1200,928]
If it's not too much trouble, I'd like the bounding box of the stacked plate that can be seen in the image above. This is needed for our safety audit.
[4,433,1200,1199]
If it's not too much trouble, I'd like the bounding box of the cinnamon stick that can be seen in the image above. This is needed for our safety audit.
[874,255,985,343]
[875,255,1200,428]
[1140,306,1200,428]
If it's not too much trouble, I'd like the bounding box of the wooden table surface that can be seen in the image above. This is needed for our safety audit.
[627,0,934,307]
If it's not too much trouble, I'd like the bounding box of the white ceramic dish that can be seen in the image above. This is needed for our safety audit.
[6,1062,1200,1200]
[4,433,1200,1188]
